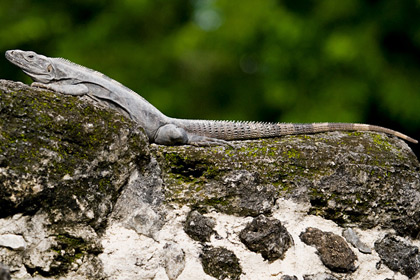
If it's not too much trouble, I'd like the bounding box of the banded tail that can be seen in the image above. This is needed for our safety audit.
[177,120,418,144]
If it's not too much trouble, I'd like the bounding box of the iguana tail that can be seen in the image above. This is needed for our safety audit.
[177,120,418,144]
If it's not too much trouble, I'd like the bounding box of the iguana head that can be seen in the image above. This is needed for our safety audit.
[5,50,54,83]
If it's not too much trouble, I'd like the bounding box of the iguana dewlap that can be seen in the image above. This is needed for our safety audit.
[5,49,418,146]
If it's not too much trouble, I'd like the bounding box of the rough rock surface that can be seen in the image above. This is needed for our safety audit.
[239,214,293,261]
[375,234,420,278]
[200,246,242,280]
[1,80,420,279]
[184,210,216,242]
[300,227,357,272]
[154,126,420,238]
[0,80,149,279]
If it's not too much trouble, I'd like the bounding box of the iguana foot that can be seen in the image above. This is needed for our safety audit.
[31,82,51,89]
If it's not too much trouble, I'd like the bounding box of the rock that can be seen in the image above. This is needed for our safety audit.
[99,224,162,280]
[128,206,163,238]
[342,228,371,254]
[2,79,420,279]
[163,242,186,280]
[303,273,339,280]
[0,80,149,278]
[0,234,26,251]
[0,263,10,280]
[110,163,166,240]
[0,79,149,226]
[157,154,278,216]
[200,246,242,280]
[184,210,216,242]
[281,275,298,280]
[0,206,104,278]
[374,234,420,278]
[154,127,420,237]
[239,214,293,261]
[300,227,357,273]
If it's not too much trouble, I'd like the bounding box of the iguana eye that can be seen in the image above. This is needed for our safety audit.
[47,65,53,72]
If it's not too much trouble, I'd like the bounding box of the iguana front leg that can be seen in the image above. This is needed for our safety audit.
[32,82,89,95]
[154,124,230,146]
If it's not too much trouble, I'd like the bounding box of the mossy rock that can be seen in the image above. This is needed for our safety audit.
[0,80,149,228]
[153,126,420,237]
[0,80,150,277]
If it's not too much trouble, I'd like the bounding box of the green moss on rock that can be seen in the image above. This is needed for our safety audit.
[153,130,420,237]
[0,80,149,222]
[0,80,150,277]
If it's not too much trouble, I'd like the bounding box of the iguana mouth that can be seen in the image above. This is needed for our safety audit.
[5,51,19,66]
[22,69,49,77]
[5,51,30,71]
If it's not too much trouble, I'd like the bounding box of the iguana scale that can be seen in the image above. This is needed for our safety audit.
[5,50,418,145]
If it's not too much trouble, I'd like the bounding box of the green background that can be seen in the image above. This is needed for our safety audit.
[1,0,420,154]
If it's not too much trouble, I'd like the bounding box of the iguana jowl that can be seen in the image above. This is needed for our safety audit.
[5,49,418,145]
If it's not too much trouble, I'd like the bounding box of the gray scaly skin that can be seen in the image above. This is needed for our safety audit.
[5,50,418,145]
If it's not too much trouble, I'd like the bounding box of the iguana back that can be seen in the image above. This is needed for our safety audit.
[5,49,418,146]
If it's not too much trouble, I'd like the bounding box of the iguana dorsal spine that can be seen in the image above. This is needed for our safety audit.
[5,49,418,146]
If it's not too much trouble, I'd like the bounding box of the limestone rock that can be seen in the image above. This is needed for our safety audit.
[200,246,242,280]
[110,164,166,240]
[300,227,357,273]
[2,79,420,279]
[342,228,371,254]
[239,214,293,261]
[162,242,185,280]
[0,80,149,278]
[0,234,26,251]
[374,234,420,278]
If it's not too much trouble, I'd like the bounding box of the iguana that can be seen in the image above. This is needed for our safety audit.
[5,49,418,145]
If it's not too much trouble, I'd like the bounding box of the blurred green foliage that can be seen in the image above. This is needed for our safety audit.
[1,0,420,149]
